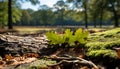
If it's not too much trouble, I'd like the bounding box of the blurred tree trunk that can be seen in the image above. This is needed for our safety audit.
[93,17,97,28]
[60,9,64,26]
[100,8,103,28]
[83,1,88,29]
[8,0,13,29]
[110,2,119,27]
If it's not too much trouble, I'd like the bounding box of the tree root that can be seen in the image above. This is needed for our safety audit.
[47,56,98,69]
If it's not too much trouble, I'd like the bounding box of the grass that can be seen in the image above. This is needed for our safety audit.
[0,26,58,34]
[0,26,114,34]
[14,26,56,34]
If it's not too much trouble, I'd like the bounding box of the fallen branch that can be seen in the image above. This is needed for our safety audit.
[47,56,98,69]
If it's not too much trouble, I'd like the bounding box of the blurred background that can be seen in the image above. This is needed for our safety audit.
[0,0,120,30]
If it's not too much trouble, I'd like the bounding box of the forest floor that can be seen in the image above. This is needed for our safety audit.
[0,26,118,69]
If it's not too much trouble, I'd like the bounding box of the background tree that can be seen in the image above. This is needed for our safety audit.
[26,5,55,26]
[38,5,53,25]
[20,10,31,26]
[0,0,7,28]
[93,0,120,27]
[88,0,104,27]
[4,0,120,27]
[66,0,89,28]
[7,0,40,29]
[53,0,69,26]
[108,0,120,27]
[0,0,21,28]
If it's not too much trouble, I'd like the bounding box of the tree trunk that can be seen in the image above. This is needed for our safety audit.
[61,9,64,26]
[112,8,119,27]
[59,9,64,26]
[8,0,13,29]
[93,16,97,28]
[113,13,119,27]
[100,8,103,28]
[1,20,4,29]
[83,1,88,29]
[111,2,119,27]
[113,12,119,27]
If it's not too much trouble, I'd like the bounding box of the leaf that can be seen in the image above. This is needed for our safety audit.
[46,31,64,44]
[63,29,76,45]
[74,28,88,44]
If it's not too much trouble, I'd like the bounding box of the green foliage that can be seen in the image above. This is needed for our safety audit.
[98,28,120,37]
[0,1,8,28]
[86,28,120,59]
[0,1,22,28]
[21,10,31,25]
[88,28,120,42]
[46,28,88,47]
[12,8,22,23]
[74,28,89,44]
[46,31,64,45]
[63,29,74,45]
[87,50,117,58]
[29,5,55,26]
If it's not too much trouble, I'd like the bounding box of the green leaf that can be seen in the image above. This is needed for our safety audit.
[46,31,65,45]
[74,28,88,44]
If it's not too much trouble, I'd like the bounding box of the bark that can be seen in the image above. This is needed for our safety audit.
[8,0,13,29]
[0,34,48,57]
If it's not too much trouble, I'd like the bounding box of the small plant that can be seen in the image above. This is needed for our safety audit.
[46,28,88,48]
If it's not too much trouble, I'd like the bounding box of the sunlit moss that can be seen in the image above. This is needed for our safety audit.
[85,28,120,59]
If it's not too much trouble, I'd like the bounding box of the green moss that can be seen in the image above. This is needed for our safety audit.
[86,50,117,58]
[16,59,56,69]
[93,28,120,38]
[85,28,120,59]
[86,39,120,50]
